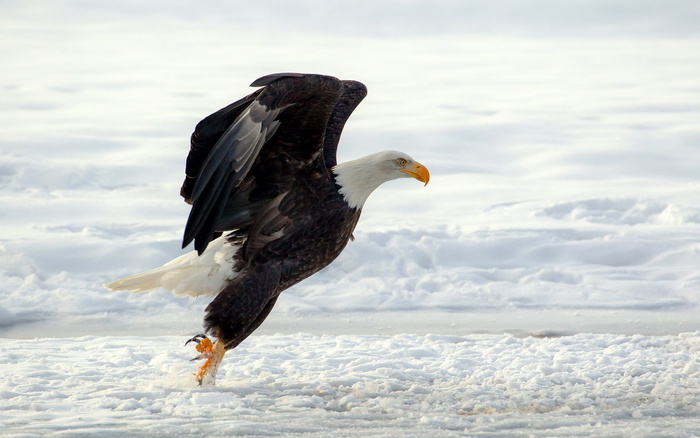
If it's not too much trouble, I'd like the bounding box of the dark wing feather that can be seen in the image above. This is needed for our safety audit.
[180,90,262,203]
[322,80,367,169]
[249,72,305,87]
[182,74,350,254]
[182,99,284,253]
[242,191,293,260]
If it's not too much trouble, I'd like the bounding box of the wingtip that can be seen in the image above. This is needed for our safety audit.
[182,229,207,256]
[194,239,207,256]
[181,230,195,251]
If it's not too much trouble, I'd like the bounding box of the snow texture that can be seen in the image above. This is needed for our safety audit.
[3,334,700,437]
[2,0,700,436]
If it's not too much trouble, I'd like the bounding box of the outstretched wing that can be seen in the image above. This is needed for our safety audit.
[322,80,367,169]
[181,73,355,254]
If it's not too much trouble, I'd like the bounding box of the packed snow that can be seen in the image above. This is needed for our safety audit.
[2,1,700,436]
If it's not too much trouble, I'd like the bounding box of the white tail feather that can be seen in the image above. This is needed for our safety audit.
[103,235,239,298]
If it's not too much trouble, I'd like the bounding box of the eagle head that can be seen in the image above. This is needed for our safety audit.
[333,150,430,209]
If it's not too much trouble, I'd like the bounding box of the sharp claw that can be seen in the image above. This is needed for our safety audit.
[185,333,208,346]
[185,334,225,386]
[192,339,225,386]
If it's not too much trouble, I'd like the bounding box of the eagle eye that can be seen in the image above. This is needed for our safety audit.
[396,158,407,166]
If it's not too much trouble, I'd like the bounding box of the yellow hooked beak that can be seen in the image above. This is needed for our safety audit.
[400,161,430,186]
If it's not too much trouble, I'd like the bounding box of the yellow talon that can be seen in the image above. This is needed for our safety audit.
[188,336,227,386]
[195,337,213,354]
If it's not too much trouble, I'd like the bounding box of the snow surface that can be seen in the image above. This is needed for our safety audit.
[2,1,700,436]
[3,334,700,437]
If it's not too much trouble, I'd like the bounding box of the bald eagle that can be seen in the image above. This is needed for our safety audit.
[104,73,429,385]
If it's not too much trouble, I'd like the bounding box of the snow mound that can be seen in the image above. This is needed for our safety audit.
[538,197,700,226]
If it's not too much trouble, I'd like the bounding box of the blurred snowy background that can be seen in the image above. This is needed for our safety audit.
[2,0,699,337]
[2,1,700,436]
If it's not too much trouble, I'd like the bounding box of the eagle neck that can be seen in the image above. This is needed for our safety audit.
[332,156,387,209]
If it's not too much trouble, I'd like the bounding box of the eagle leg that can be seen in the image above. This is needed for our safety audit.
[186,334,226,386]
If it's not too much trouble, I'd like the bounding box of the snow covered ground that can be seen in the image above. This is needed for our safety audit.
[2,1,700,436]
[3,334,700,437]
